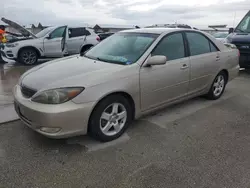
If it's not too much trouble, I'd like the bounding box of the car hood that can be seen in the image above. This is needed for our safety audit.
[1,17,37,38]
[228,33,250,43]
[21,55,136,91]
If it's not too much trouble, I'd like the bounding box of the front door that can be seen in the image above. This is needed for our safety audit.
[43,26,67,57]
[185,31,220,94]
[140,32,190,111]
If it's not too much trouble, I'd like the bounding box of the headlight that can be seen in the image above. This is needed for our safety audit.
[6,43,19,48]
[31,87,84,104]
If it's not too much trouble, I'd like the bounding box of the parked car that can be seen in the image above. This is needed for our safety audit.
[98,32,114,41]
[0,18,100,65]
[212,32,228,42]
[14,28,239,142]
[226,10,250,69]
[145,24,199,30]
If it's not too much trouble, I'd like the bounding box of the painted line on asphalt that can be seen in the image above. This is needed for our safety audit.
[143,90,236,129]
[67,133,130,152]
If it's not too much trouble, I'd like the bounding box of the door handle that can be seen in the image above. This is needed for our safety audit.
[216,56,220,61]
[180,64,189,70]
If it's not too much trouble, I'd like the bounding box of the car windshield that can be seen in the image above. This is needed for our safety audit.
[235,12,250,33]
[35,27,54,38]
[213,32,228,38]
[84,32,159,65]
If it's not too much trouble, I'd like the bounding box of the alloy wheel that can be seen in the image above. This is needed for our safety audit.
[22,51,37,65]
[213,75,225,97]
[99,103,127,136]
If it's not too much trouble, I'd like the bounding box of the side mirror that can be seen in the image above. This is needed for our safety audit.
[146,55,167,66]
[229,27,234,34]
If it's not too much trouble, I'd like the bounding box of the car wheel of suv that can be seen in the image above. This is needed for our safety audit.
[89,95,133,142]
[18,48,38,65]
[206,72,227,100]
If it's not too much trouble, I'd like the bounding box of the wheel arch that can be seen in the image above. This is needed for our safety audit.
[219,69,229,84]
[87,91,136,132]
[80,44,93,53]
[18,46,41,58]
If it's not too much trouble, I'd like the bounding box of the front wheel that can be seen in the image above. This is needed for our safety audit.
[18,48,38,65]
[206,72,227,100]
[88,95,133,142]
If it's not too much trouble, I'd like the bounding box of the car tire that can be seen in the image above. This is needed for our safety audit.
[206,72,227,100]
[18,48,38,65]
[88,95,133,142]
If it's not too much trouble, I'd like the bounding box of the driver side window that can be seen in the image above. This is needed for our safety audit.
[152,33,185,61]
[49,27,66,39]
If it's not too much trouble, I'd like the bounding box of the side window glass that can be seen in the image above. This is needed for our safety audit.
[84,29,91,36]
[69,28,88,38]
[210,42,218,52]
[186,32,210,56]
[50,27,66,39]
[152,33,185,61]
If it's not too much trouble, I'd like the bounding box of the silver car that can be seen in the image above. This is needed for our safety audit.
[13,28,239,142]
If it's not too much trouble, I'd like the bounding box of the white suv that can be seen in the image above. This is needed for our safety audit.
[1,18,100,65]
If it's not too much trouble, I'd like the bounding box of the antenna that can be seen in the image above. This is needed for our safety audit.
[233,11,236,28]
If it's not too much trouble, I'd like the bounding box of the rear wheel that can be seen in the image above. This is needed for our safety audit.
[18,48,38,65]
[206,72,227,100]
[88,95,132,142]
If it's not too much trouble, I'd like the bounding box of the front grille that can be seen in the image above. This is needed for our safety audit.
[21,85,37,98]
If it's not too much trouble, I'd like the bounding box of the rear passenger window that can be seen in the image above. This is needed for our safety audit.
[186,32,211,56]
[69,27,90,38]
[152,33,185,61]
[210,42,218,52]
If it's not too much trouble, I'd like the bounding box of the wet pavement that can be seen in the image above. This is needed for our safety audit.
[0,60,50,124]
[0,71,250,187]
[0,59,50,106]
[0,62,31,105]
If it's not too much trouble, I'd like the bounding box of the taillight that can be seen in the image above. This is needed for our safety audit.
[96,36,100,42]
[238,49,240,57]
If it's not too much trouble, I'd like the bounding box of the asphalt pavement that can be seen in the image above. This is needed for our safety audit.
[0,63,250,187]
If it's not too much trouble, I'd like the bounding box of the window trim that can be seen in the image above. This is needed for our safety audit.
[184,31,220,57]
[209,41,219,52]
[150,31,188,59]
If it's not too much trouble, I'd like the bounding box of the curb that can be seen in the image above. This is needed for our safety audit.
[0,104,20,125]
[0,118,19,125]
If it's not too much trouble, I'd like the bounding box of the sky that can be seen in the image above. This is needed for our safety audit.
[1,0,250,28]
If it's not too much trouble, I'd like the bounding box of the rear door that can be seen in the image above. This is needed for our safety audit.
[67,27,89,54]
[185,31,220,94]
[43,26,67,57]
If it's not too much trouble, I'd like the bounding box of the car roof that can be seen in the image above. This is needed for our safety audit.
[120,27,190,34]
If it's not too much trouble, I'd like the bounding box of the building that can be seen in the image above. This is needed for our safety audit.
[199,25,229,34]
[25,23,49,34]
[93,24,136,33]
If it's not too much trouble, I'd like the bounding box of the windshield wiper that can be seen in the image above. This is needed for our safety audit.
[96,57,125,65]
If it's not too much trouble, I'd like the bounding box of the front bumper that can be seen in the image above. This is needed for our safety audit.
[13,85,95,138]
[0,45,17,60]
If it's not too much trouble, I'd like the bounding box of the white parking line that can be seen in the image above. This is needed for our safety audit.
[66,133,130,152]
[143,90,236,129]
